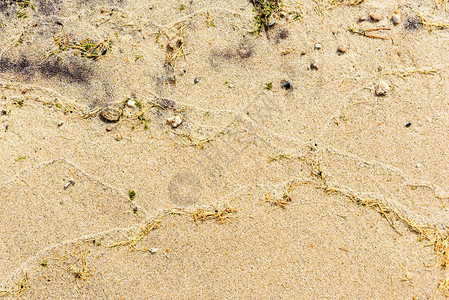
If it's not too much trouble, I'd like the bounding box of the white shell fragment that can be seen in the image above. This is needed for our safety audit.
[64,179,75,189]
[148,248,158,254]
[375,81,390,96]
[127,100,136,108]
[314,43,322,50]
[391,13,401,25]
[167,115,183,128]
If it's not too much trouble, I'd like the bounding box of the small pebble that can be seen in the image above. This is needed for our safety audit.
[57,121,64,127]
[100,106,122,122]
[194,76,201,84]
[375,81,390,96]
[127,100,136,108]
[391,13,401,25]
[167,115,182,128]
[369,12,383,22]
[416,163,422,168]
[282,81,292,89]
[1,109,6,115]
[405,122,411,127]
[310,59,319,70]
[115,132,122,141]
[268,19,276,27]
[64,179,75,190]
[314,43,322,50]
[337,44,347,53]
[106,125,113,131]
[358,15,367,22]
[148,248,158,254]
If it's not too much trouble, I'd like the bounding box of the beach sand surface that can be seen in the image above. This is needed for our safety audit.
[0,0,448,298]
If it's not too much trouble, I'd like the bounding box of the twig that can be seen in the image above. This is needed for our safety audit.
[349,27,391,40]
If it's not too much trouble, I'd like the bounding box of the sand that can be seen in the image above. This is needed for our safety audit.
[0,0,448,298]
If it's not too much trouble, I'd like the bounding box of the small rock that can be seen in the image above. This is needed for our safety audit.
[358,15,367,22]
[1,109,6,115]
[281,80,292,89]
[310,59,319,70]
[106,124,113,131]
[194,77,201,84]
[416,163,422,168]
[167,115,182,128]
[148,248,158,254]
[314,43,322,50]
[405,122,411,127]
[115,132,122,141]
[64,179,75,190]
[391,13,401,25]
[100,106,122,122]
[127,100,136,108]
[375,81,390,96]
[268,19,276,27]
[369,12,383,22]
[337,44,347,53]
[57,121,64,127]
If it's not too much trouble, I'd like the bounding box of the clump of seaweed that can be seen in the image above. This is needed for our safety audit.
[107,207,237,250]
[67,250,92,281]
[414,10,449,30]
[168,207,238,223]
[108,218,162,248]
[250,0,302,34]
[250,0,282,34]
[3,0,35,19]
[48,34,112,61]
[265,191,292,208]
[4,0,34,9]
[0,273,30,297]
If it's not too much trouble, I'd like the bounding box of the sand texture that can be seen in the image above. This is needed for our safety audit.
[1,0,449,298]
